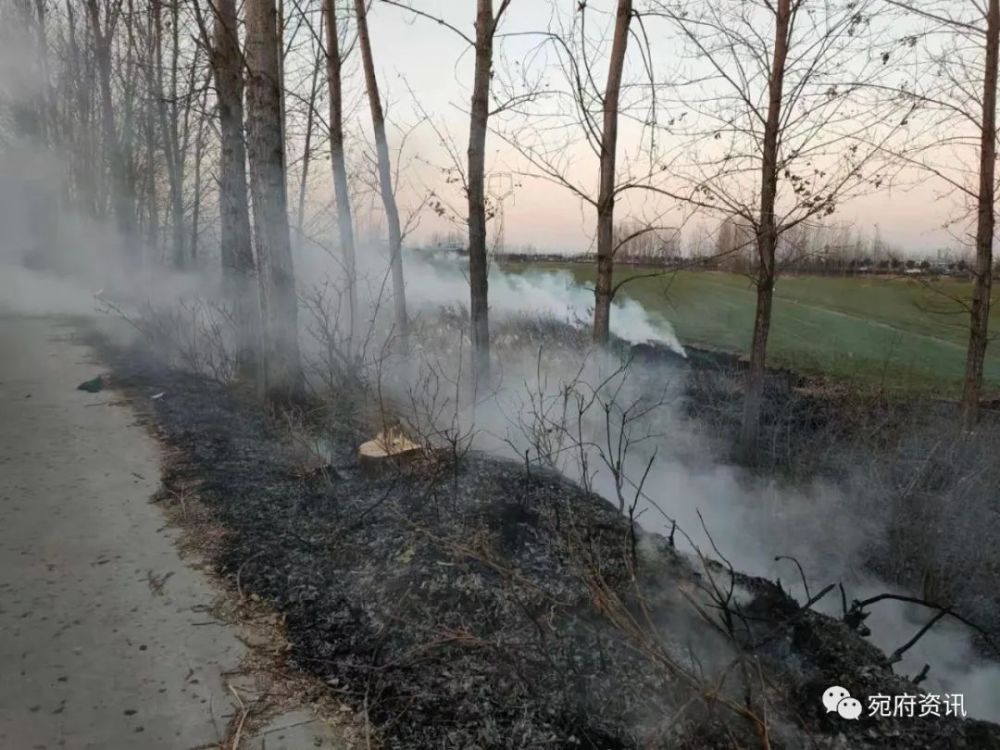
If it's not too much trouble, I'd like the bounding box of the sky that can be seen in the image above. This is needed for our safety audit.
[320,0,977,257]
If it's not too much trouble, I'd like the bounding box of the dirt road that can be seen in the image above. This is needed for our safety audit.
[0,317,342,749]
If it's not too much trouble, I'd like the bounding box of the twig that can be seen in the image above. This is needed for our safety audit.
[911,663,931,686]
[849,592,1000,659]
[889,610,948,664]
[774,555,811,602]
[235,551,266,602]
[222,683,249,750]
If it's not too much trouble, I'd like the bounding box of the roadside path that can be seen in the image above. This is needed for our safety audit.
[0,317,342,750]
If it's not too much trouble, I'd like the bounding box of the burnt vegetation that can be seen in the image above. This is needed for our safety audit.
[5,0,1000,746]
[89,313,1000,749]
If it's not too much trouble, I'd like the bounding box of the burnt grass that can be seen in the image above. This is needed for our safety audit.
[95,336,1000,749]
[635,339,1000,652]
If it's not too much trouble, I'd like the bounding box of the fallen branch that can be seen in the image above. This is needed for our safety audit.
[221,683,249,750]
[890,610,948,665]
[847,592,1000,661]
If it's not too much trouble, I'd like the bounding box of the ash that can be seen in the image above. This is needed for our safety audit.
[97,338,1000,750]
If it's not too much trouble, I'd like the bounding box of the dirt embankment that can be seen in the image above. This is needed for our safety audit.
[97,336,1000,750]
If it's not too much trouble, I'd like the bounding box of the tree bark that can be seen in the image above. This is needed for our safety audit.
[142,52,160,251]
[84,0,136,250]
[210,0,260,382]
[189,71,212,263]
[120,0,139,242]
[961,0,1000,431]
[354,0,408,348]
[593,0,632,345]
[245,0,304,401]
[9,0,45,143]
[467,0,495,380]
[11,0,56,265]
[740,0,791,465]
[324,0,359,352]
[296,51,322,238]
[153,0,185,268]
[65,1,97,216]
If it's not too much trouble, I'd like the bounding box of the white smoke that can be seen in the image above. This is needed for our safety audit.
[404,254,686,354]
[3,132,995,722]
[298,245,1000,723]
[295,242,686,355]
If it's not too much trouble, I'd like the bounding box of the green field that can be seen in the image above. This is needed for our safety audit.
[503,262,1000,394]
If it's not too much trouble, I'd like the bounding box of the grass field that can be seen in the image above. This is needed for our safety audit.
[502,261,1000,394]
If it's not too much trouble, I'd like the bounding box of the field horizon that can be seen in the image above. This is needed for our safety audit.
[501,261,1000,396]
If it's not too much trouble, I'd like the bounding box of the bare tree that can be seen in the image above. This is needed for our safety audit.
[467,0,512,380]
[962,0,1000,430]
[324,0,360,353]
[84,0,136,248]
[593,0,633,344]
[150,0,186,267]
[353,0,408,347]
[964,0,999,429]
[61,0,99,216]
[377,0,514,380]
[245,0,305,400]
[649,0,910,463]
[740,0,790,465]
[192,0,262,381]
[866,2,1000,428]
[187,69,212,262]
[898,1,1000,429]
[138,9,161,249]
[4,0,50,145]
[1,0,60,266]
[294,34,324,239]
[493,3,676,347]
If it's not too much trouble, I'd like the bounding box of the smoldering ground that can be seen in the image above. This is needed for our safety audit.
[4,0,999,741]
[4,171,1000,731]
[2,101,998,732]
[4,160,1000,729]
[288,240,1000,724]
[88,323,1000,748]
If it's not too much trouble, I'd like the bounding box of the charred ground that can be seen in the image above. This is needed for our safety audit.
[635,339,1000,655]
[86,324,1000,750]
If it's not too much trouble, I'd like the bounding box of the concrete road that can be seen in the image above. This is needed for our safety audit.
[0,317,342,750]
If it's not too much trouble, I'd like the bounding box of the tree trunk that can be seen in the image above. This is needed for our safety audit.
[467,0,494,381]
[593,0,632,344]
[740,0,791,465]
[120,0,139,245]
[277,0,287,156]
[11,0,56,266]
[245,0,304,401]
[354,0,408,348]
[9,0,45,143]
[213,0,260,382]
[324,0,359,352]
[296,50,322,238]
[84,0,136,250]
[961,0,1000,431]
[152,0,185,267]
[189,73,212,263]
[142,61,160,251]
[65,1,96,215]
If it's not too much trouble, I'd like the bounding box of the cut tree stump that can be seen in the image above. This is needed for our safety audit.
[358,427,422,475]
